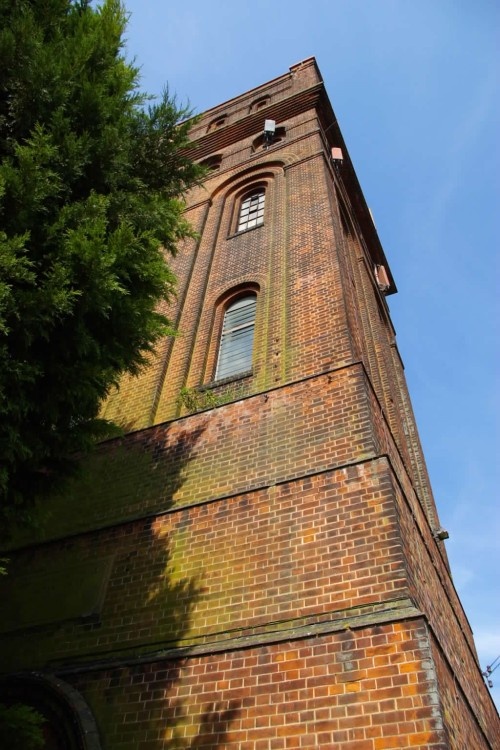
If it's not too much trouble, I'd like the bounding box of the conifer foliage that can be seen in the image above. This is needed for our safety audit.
[0,0,203,524]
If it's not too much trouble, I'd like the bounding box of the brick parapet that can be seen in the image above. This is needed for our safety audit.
[188,58,320,143]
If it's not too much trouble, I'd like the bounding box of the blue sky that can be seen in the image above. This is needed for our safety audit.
[122,0,500,707]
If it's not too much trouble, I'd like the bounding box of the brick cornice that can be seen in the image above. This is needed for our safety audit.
[184,85,323,161]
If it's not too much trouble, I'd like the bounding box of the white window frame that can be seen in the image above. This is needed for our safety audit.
[237,191,265,232]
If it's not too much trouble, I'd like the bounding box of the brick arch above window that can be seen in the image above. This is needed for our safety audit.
[209,162,284,202]
[206,114,227,133]
[252,126,286,152]
[199,154,223,171]
[249,95,271,112]
[206,164,283,237]
[222,179,271,237]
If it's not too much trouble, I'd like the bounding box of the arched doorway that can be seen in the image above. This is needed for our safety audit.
[0,673,101,750]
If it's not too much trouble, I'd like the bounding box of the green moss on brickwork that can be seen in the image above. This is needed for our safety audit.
[0,554,113,633]
[144,527,204,645]
[177,384,245,415]
[3,369,377,557]
[0,517,205,671]
[5,422,206,548]
[4,443,158,547]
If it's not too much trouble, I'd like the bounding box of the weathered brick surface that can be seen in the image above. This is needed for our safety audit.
[69,622,449,749]
[1,458,406,672]
[430,634,494,749]
[394,472,499,741]
[103,89,356,428]
[8,366,378,542]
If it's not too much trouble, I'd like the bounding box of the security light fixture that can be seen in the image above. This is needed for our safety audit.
[331,147,343,163]
[263,119,276,148]
[331,146,344,175]
[375,264,390,293]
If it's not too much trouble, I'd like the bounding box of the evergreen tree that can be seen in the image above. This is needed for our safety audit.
[0,703,44,750]
[0,0,203,525]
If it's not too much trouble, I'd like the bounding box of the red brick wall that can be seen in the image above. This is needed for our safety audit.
[102,60,439,542]
[430,634,494,749]
[8,366,380,542]
[1,455,408,673]
[394,472,499,741]
[69,622,450,749]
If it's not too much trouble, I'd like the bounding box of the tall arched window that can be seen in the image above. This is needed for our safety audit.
[237,190,265,232]
[216,294,256,380]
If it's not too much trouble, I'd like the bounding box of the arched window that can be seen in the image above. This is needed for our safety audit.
[199,154,223,171]
[237,190,265,232]
[216,294,256,380]
[207,115,227,132]
[252,126,286,152]
[249,95,271,112]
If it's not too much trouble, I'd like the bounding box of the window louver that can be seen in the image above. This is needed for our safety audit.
[216,295,256,380]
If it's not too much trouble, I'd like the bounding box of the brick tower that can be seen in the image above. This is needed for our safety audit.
[1,59,498,749]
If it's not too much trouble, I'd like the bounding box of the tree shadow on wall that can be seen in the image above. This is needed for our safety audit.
[165,699,242,749]
[60,418,243,749]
